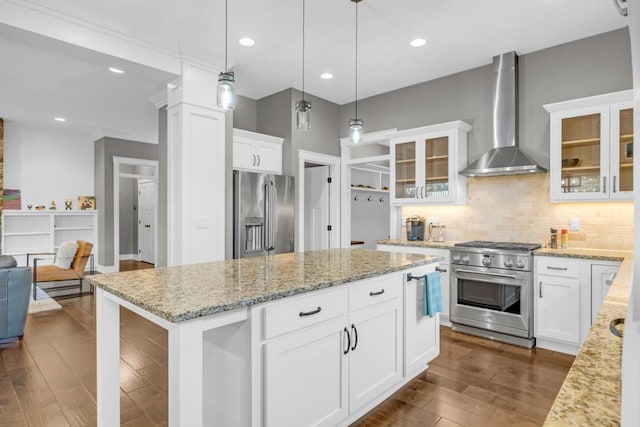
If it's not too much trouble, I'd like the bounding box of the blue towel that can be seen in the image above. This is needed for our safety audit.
[423,271,442,317]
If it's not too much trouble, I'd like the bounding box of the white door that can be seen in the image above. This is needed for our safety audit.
[536,277,580,344]
[304,165,330,251]
[138,180,155,264]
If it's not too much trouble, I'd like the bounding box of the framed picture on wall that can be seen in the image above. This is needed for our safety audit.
[78,196,96,210]
[2,189,21,210]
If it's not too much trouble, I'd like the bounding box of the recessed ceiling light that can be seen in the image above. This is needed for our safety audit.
[239,37,255,47]
[410,38,426,47]
[54,117,66,122]
[320,73,334,80]
[109,67,125,74]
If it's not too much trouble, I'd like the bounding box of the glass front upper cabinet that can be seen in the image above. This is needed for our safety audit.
[545,90,633,202]
[389,121,471,205]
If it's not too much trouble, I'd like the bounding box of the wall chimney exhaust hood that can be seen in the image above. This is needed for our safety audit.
[461,52,547,177]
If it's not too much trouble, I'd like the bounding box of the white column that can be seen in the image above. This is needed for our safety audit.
[168,322,204,426]
[167,62,227,266]
[95,288,120,427]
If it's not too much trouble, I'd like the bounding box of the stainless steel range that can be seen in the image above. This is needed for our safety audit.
[450,241,541,347]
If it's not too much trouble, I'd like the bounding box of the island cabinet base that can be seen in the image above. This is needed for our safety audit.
[96,264,440,427]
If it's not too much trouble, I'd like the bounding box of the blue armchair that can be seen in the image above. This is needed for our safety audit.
[0,255,31,344]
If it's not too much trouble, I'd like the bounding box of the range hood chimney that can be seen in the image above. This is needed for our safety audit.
[461,52,547,177]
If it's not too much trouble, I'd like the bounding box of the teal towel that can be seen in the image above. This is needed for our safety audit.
[423,271,442,317]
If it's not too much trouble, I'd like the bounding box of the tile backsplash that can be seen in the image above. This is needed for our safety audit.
[402,174,633,251]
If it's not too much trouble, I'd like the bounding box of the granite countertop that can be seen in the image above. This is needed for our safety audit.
[544,249,631,426]
[88,249,441,323]
[377,238,458,249]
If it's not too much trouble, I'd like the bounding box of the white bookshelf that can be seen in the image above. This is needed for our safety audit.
[1,210,98,266]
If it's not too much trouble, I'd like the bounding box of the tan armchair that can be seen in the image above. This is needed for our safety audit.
[29,240,94,300]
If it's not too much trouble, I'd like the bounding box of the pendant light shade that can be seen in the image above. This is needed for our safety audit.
[349,0,363,143]
[349,118,363,144]
[217,0,236,110]
[296,0,311,130]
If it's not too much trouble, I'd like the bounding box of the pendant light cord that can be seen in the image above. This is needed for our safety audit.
[354,0,358,120]
[224,0,228,72]
[302,0,306,100]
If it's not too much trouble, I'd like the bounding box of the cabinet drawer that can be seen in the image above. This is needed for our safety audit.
[535,257,580,278]
[349,274,400,312]
[263,288,348,340]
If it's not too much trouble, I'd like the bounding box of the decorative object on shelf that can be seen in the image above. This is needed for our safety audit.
[2,189,21,210]
[35,205,46,210]
[348,0,363,144]
[561,158,580,168]
[27,204,33,210]
[295,0,311,130]
[78,196,96,210]
[626,141,633,158]
[49,200,56,210]
[216,0,236,110]
[64,198,73,210]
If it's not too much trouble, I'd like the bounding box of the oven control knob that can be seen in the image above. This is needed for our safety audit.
[452,254,461,263]
[516,259,526,269]
[504,258,514,268]
[482,257,491,267]
[462,255,470,264]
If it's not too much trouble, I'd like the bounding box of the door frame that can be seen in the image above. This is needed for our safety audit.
[113,156,159,272]
[297,150,341,251]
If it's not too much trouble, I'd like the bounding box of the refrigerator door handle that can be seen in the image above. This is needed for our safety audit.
[267,181,275,251]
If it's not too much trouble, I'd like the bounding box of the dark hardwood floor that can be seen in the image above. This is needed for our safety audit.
[0,261,574,426]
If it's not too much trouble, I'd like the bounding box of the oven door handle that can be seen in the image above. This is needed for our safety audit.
[455,268,520,281]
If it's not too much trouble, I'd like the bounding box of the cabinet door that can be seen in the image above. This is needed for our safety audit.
[264,317,348,427]
[550,105,610,202]
[424,134,451,201]
[348,299,402,414]
[254,141,282,174]
[390,138,422,203]
[404,269,440,376]
[232,140,256,170]
[591,264,620,323]
[609,102,633,200]
[536,276,580,344]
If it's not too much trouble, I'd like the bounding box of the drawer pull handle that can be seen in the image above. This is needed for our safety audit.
[343,327,351,355]
[547,266,568,271]
[369,289,385,296]
[351,324,358,351]
[435,267,447,273]
[299,306,322,317]
[610,318,624,338]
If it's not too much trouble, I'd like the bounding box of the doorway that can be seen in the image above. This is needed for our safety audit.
[113,156,159,272]
[138,179,156,264]
[297,151,341,251]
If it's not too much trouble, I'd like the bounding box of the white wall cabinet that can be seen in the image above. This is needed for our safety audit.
[544,90,633,202]
[1,210,98,266]
[233,128,283,174]
[389,121,470,205]
[261,267,438,426]
[377,244,450,325]
[534,255,621,355]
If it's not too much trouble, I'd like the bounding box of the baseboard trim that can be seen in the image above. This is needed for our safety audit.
[119,253,140,261]
[96,264,118,274]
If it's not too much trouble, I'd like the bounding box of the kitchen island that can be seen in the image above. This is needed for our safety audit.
[89,249,442,426]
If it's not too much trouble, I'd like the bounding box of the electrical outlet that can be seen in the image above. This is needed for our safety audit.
[570,217,580,231]
[427,217,436,225]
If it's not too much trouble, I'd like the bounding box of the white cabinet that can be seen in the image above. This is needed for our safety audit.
[377,244,450,325]
[261,268,438,426]
[591,262,621,323]
[1,211,98,266]
[535,257,581,346]
[233,128,283,174]
[403,263,440,376]
[389,121,470,205]
[544,90,633,202]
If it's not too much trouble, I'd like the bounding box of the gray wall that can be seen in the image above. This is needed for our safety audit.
[338,28,632,168]
[118,177,138,255]
[94,137,159,267]
[257,89,293,174]
[234,95,258,132]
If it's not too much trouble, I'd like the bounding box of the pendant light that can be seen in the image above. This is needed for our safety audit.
[295,0,311,130]
[217,0,236,110]
[349,0,363,144]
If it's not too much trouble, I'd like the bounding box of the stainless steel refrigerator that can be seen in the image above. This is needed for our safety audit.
[233,170,295,258]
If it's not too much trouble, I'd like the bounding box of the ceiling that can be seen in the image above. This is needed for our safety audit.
[0,0,628,142]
